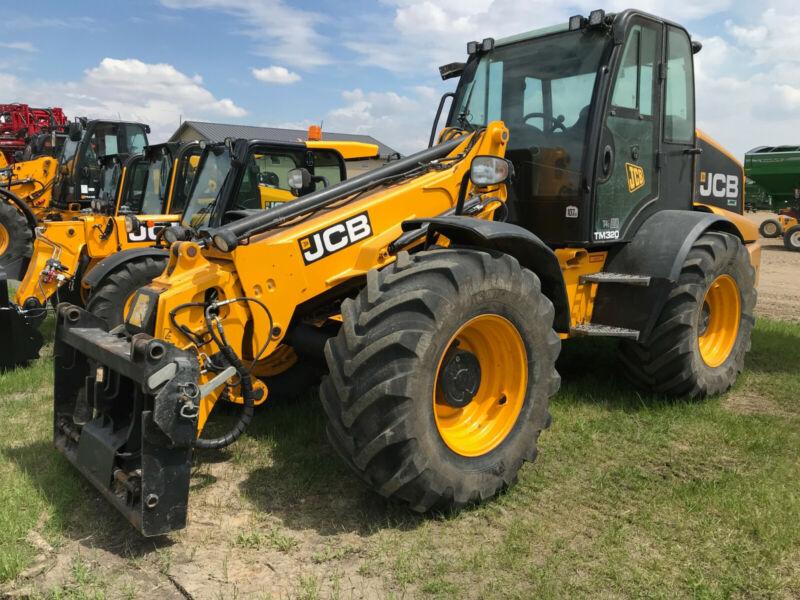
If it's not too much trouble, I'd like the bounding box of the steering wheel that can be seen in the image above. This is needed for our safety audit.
[522,112,567,133]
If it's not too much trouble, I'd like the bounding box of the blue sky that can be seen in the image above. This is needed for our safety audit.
[1,0,798,157]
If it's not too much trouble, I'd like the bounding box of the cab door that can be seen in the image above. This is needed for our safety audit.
[593,17,662,243]
[661,26,697,210]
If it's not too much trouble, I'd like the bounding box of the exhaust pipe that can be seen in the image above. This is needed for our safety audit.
[0,267,43,371]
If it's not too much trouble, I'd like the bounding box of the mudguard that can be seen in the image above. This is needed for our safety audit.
[82,247,169,291]
[592,210,744,342]
[402,216,570,332]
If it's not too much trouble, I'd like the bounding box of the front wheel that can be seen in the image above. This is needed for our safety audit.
[619,231,756,397]
[783,225,800,252]
[85,257,168,328]
[758,218,782,238]
[320,249,561,512]
[0,201,32,280]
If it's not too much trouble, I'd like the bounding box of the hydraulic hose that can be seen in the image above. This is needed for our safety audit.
[192,306,257,450]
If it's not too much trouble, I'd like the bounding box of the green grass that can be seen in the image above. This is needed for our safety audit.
[0,318,798,597]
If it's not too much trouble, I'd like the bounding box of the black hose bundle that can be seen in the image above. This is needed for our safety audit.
[192,304,256,449]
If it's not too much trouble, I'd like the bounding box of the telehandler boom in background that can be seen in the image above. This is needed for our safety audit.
[54,9,760,536]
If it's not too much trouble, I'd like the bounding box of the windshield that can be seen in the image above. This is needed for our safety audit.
[182,145,346,229]
[59,137,79,165]
[139,153,172,214]
[182,147,233,228]
[449,30,609,241]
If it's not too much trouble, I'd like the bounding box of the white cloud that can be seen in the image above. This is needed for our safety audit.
[693,7,800,158]
[324,88,434,155]
[252,65,301,85]
[346,1,732,74]
[0,58,246,142]
[160,0,328,69]
[0,42,37,53]
[336,1,800,160]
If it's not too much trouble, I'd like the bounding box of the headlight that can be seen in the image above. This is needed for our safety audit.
[470,155,513,187]
[124,215,136,233]
[213,234,231,252]
[212,231,237,253]
[287,167,311,191]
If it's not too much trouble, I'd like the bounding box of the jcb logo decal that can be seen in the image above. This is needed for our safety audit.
[127,222,174,243]
[625,163,645,193]
[299,212,372,265]
[699,172,739,199]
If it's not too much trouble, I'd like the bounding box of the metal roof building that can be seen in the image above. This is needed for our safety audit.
[169,121,399,159]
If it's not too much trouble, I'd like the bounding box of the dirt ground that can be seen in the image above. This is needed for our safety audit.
[746,211,800,322]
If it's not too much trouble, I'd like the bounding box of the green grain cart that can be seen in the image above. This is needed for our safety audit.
[744,145,800,250]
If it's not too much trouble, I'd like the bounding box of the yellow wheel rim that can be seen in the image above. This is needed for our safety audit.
[698,274,741,368]
[0,223,8,255]
[433,314,528,457]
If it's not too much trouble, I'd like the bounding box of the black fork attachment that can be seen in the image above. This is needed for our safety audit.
[54,304,200,536]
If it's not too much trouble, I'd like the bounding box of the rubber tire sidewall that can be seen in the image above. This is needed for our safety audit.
[0,201,32,279]
[759,219,781,238]
[407,290,552,477]
[85,257,168,328]
[784,225,800,251]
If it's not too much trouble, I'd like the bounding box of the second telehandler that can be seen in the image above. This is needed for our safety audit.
[0,119,150,278]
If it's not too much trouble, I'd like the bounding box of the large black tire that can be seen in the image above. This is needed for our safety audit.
[0,201,32,280]
[320,249,561,512]
[85,257,168,328]
[783,225,800,252]
[619,231,756,397]
[759,218,782,239]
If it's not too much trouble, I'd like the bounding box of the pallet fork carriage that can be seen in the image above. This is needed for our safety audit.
[55,9,760,536]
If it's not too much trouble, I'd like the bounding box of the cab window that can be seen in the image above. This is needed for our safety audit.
[664,28,695,144]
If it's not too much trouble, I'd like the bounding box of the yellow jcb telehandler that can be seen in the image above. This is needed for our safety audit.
[54,9,759,536]
[0,119,150,279]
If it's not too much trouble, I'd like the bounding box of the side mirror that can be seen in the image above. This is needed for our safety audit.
[470,156,513,187]
[68,122,83,142]
[287,168,312,193]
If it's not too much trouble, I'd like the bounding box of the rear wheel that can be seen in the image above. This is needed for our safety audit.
[619,231,756,397]
[783,225,800,252]
[758,218,782,238]
[85,257,168,328]
[0,201,32,280]
[321,249,561,512]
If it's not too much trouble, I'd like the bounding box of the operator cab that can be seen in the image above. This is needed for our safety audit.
[180,140,347,230]
[119,142,203,215]
[443,9,698,247]
[51,119,150,211]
